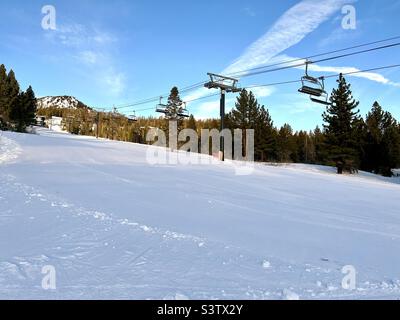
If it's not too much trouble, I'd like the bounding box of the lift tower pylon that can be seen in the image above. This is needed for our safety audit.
[204,73,241,161]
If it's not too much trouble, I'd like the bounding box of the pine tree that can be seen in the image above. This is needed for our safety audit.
[322,74,361,174]
[229,90,259,128]
[362,102,400,176]
[6,69,21,127]
[228,89,260,157]
[254,106,276,162]
[294,131,313,163]
[186,114,197,131]
[381,124,400,176]
[0,66,37,131]
[0,64,9,126]
[313,126,328,164]
[165,86,186,122]
[183,114,198,151]
[21,86,37,130]
[164,86,186,142]
[276,124,295,162]
[362,102,388,172]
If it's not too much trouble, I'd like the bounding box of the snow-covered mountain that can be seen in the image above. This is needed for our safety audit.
[37,96,91,110]
[1,128,400,299]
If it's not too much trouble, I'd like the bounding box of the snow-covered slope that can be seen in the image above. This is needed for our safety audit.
[1,129,400,300]
[37,96,90,110]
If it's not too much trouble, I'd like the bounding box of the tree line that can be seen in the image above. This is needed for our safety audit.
[38,77,400,176]
[0,64,37,132]
[225,74,400,176]
[2,62,399,176]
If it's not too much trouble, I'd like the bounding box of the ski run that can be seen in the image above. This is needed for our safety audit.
[1,128,400,300]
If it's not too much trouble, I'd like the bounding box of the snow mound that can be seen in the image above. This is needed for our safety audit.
[0,133,21,164]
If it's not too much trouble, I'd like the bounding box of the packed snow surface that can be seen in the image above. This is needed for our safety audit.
[1,128,400,299]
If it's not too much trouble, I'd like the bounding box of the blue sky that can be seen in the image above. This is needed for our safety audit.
[1,0,400,130]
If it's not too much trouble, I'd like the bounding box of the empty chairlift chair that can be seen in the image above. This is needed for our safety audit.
[127,112,138,123]
[156,97,168,114]
[177,102,189,118]
[298,61,331,106]
[156,97,190,119]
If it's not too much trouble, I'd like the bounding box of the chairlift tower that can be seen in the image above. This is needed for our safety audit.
[204,73,241,161]
[94,111,100,139]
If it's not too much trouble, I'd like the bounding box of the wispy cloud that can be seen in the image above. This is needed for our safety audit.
[309,64,400,87]
[44,23,125,98]
[271,54,400,88]
[185,0,353,106]
[224,0,354,74]
[318,26,357,47]
[76,50,102,65]
[250,86,276,99]
[47,23,117,48]
[102,69,126,96]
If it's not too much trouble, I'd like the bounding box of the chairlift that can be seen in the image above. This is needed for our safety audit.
[110,107,121,118]
[156,107,167,114]
[177,102,190,118]
[177,109,189,118]
[156,97,190,118]
[128,111,138,122]
[298,61,331,106]
[156,96,168,114]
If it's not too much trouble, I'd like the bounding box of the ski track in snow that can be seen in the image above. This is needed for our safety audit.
[2,173,205,244]
[1,130,400,299]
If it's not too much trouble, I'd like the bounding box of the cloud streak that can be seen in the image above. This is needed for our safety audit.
[185,0,353,115]
[44,23,125,98]
[47,23,117,48]
[309,64,400,87]
[271,54,400,88]
[224,0,353,74]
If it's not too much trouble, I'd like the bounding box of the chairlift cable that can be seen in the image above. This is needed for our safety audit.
[236,42,400,78]
[247,63,400,88]
[113,36,400,110]
[227,35,400,77]
[118,64,400,114]
[187,63,400,103]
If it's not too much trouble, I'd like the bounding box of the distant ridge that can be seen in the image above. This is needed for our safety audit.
[37,96,92,110]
